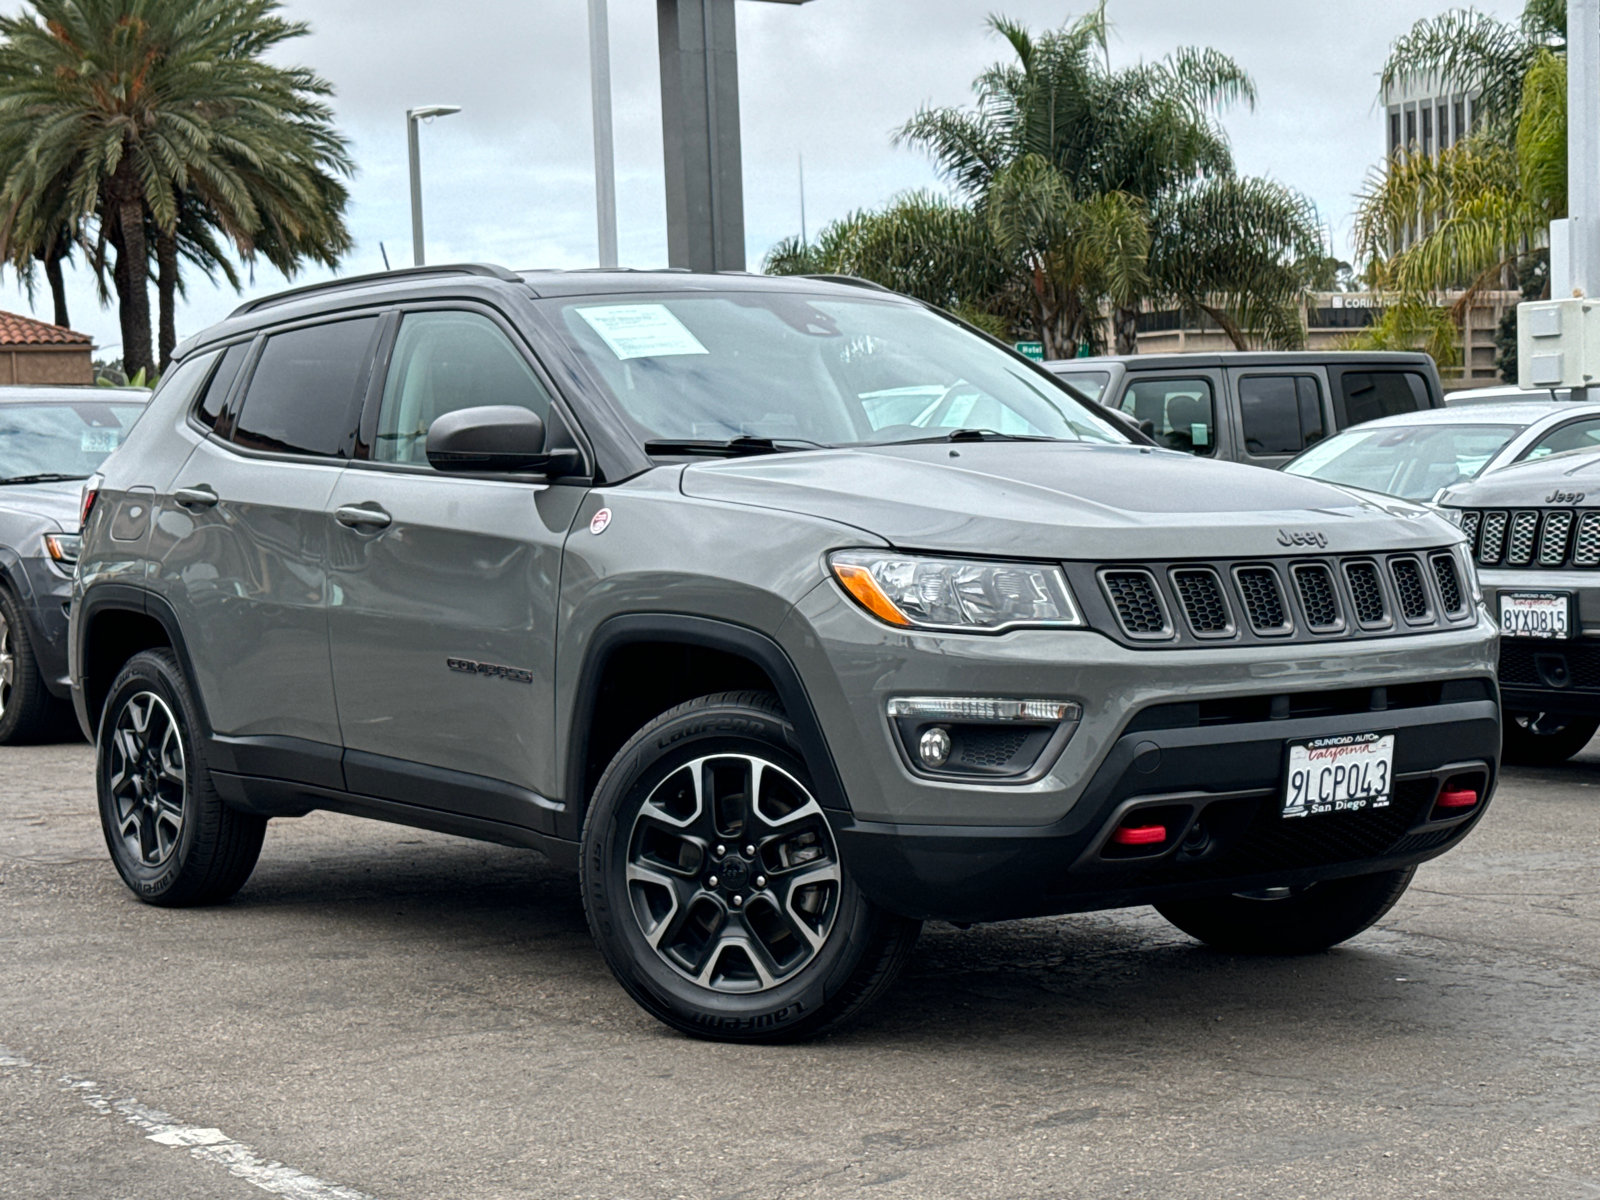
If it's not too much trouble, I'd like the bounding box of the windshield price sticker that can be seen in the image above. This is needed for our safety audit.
[1282,732,1394,819]
[576,304,710,361]
[1499,591,1571,639]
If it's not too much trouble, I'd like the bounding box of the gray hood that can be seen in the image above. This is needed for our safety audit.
[679,441,1458,560]
[0,478,83,532]
[1437,447,1600,509]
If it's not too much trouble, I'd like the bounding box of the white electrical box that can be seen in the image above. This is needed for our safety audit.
[1518,297,1600,388]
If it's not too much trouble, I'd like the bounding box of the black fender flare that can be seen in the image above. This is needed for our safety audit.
[74,582,211,740]
[564,613,851,840]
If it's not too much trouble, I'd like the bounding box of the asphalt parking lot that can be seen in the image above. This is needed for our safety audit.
[2,740,1597,1200]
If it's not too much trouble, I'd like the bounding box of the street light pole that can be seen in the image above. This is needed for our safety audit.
[406,105,462,267]
[588,0,619,268]
[1570,0,1600,299]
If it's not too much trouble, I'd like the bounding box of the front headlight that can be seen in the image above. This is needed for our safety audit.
[1455,543,1483,603]
[1439,506,1465,527]
[44,532,81,566]
[829,550,1083,632]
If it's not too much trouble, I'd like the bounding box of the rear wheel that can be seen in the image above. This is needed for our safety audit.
[1501,712,1600,766]
[1155,867,1416,955]
[97,649,266,906]
[581,691,920,1042]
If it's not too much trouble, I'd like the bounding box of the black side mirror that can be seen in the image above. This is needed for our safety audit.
[425,406,577,474]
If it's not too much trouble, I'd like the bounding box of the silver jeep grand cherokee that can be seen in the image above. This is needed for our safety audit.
[71,266,1499,1041]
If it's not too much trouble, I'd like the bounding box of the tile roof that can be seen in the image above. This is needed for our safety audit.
[0,310,90,346]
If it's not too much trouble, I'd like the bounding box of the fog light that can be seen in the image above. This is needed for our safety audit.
[918,726,952,767]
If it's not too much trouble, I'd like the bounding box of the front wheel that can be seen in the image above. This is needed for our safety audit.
[581,691,920,1042]
[1501,712,1600,766]
[1155,867,1417,955]
[97,649,266,906]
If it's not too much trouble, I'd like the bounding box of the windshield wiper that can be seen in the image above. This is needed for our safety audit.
[0,472,89,485]
[644,436,824,458]
[879,428,1061,446]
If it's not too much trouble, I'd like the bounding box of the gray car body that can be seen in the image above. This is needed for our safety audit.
[70,268,1500,923]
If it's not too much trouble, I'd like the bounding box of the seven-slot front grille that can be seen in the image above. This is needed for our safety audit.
[1451,505,1600,570]
[1082,547,1471,647]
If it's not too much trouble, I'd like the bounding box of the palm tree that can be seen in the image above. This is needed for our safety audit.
[0,0,354,374]
[768,9,1324,355]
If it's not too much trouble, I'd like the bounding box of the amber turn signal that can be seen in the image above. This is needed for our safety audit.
[832,562,911,626]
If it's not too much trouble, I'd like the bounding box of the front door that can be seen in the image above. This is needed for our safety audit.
[325,307,586,831]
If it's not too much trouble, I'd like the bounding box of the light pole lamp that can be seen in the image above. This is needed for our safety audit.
[407,104,461,267]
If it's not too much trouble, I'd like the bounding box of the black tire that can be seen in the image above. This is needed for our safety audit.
[581,690,920,1042]
[0,585,74,744]
[1155,866,1417,955]
[96,649,266,906]
[1501,712,1600,766]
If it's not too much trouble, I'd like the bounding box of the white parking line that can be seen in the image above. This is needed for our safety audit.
[0,1046,373,1199]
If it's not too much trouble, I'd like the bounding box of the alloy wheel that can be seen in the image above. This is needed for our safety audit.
[0,611,12,715]
[107,691,187,866]
[626,753,841,993]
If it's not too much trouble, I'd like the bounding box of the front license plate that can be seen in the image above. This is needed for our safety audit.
[1499,591,1572,639]
[1282,733,1394,819]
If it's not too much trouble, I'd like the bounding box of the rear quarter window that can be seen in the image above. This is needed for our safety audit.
[1339,370,1431,426]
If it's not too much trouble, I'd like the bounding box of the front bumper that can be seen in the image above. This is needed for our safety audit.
[14,556,73,698]
[832,688,1498,922]
[1482,569,1600,715]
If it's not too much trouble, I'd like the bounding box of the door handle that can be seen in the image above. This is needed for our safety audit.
[335,504,392,530]
[173,486,218,509]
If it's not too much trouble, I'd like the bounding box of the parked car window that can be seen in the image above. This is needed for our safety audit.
[1239,375,1325,456]
[553,293,1123,446]
[231,317,380,457]
[1052,370,1111,403]
[1340,370,1430,426]
[194,342,251,431]
[1119,377,1216,455]
[1523,417,1600,460]
[374,311,553,464]
[0,400,150,480]
[1284,422,1521,500]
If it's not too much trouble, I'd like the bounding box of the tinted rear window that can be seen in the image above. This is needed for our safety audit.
[195,342,250,431]
[232,318,379,456]
[1340,370,1430,426]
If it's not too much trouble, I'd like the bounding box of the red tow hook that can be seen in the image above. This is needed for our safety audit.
[1435,789,1479,810]
[1110,823,1167,846]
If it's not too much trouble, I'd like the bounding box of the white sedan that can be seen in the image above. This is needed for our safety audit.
[1281,400,1600,501]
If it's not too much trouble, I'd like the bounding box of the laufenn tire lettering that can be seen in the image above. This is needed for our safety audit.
[686,1002,807,1030]
[446,657,534,684]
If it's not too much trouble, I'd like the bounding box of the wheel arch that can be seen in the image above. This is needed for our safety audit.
[564,614,850,840]
[76,585,207,741]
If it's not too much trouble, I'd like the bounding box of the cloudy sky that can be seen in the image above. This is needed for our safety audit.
[6,0,1526,360]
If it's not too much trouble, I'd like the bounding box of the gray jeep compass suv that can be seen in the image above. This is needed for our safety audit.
[72,265,1500,1041]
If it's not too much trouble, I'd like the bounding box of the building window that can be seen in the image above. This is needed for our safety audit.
[1422,106,1433,156]
[1454,99,1466,144]
[1390,111,1401,156]
[1405,108,1416,150]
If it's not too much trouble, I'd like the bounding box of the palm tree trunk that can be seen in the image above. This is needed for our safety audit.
[111,173,153,378]
[1198,302,1250,351]
[156,228,178,371]
[43,249,68,329]
[1113,306,1140,355]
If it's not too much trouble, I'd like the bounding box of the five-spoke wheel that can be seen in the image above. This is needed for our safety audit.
[106,690,188,867]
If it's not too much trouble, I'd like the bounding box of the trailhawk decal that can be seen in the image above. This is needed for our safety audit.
[447,658,534,685]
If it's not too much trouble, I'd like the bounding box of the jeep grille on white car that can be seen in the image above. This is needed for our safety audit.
[1452,506,1600,570]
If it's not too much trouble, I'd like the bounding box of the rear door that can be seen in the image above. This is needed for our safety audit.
[1224,367,1333,469]
[324,305,588,830]
[156,314,381,772]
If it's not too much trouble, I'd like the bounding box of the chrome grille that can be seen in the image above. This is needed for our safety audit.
[1389,557,1430,621]
[1539,510,1573,566]
[1291,563,1342,631]
[1577,512,1600,567]
[1170,568,1231,635]
[1344,561,1389,626]
[1506,511,1539,566]
[1101,570,1170,638]
[1430,553,1466,616]
[1478,511,1508,565]
[1234,567,1291,634]
[1460,510,1481,546]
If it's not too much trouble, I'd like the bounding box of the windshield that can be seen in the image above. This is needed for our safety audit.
[551,292,1125,448]
[1050,370,1111,403]
[1283,422,1522,500]
[0,401,146,480]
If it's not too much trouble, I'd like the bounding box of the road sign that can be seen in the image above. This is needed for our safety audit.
[1014,341,1044,361]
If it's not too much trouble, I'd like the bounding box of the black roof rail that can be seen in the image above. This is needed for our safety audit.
[230,263,524,317]
[802,273,895,293]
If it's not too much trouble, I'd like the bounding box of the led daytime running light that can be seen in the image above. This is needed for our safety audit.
[887,697,1081,723]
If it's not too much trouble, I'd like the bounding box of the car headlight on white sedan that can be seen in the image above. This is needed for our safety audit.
[829,550,1083,632]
